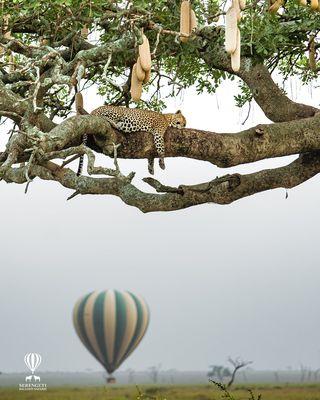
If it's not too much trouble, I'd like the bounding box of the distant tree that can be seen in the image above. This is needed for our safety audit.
[307,368,312,381]
[299,364,307,383]
[167,368,176,385]
[126,368,135,384]
[208,365,232,382]
[241,367,250,383]
[226,357,252,388]
[208,357,252,388]
[148,364,161,384]
[313,369,320,382]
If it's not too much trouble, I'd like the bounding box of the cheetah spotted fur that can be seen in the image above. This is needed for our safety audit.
[90,106,186,174]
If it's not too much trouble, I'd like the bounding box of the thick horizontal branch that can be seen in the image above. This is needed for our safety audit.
[2,152,320,213]
[91,112,320,168]
[4,110,320,176]
[37,115,116,152]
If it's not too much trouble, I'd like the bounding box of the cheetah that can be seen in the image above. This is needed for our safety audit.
[77,106,186,175]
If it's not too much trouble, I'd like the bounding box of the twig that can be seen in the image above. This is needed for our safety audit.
[25,181,32,194]
[33,66,42,113]
[242,101,252,125]
[209,380,234,399]
[151,28,161,56]
[143,177,184,194]
[60,154,81,168]
[67,190,80,201]
[148,21,190,40]
[24,148,37,183]
[103,52,113,76]
[112,142,121,173]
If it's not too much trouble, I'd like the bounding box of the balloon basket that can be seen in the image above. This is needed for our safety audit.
[107,376,116,384]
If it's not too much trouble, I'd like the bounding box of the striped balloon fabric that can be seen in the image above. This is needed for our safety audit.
[73,290,150,374]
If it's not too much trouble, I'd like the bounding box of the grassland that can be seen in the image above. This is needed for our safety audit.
[1,384,320,400]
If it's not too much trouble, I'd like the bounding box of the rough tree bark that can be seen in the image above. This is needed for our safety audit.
[1,9,320,213]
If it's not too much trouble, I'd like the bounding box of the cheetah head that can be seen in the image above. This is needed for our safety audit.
[169,110,186,129]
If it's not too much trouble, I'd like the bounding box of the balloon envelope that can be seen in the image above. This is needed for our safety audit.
[73,290,150,374]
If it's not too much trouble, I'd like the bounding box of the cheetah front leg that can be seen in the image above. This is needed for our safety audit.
[148,157,155,175]
[153,132,166,170]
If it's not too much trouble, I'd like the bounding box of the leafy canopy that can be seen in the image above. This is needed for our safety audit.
[1,0,320,115]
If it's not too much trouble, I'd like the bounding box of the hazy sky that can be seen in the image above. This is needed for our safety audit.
[1,78,320,375]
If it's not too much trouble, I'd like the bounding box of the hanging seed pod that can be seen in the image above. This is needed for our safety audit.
[70,75,78,88]
[136,57,146,81]
[231,28,241,72]
[3,14,12,39]
[81,25,89,39]
[3,14,9,32]
[232,0,241,21]
[143,68,151,84]
[4,31,12,39]
[70,62,83,88]
[311,0,318,10]
[309,36,317,71]
[130,64,143,102]
[269,0,284,14]
[3,16,7,29]
[225,6,238,54]
[138,34,152,72]
[190,9,198,31]
[239,0,246,10]
[75,92,84,114]
[39,36,49,46]
[180,0,191,43]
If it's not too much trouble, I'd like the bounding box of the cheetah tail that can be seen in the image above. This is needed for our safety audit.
[76,134,88,176]
[76,155,84,176]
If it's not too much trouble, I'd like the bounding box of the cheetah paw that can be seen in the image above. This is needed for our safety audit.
[159,158,166,170]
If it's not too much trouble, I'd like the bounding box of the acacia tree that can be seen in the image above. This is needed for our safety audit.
[1,0,320,212]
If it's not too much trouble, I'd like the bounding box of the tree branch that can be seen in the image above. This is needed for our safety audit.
[199,27,317,123]
[238,64,317,122]
[2,152,320,212]
[92,112,320,168]
[0,79,55,131]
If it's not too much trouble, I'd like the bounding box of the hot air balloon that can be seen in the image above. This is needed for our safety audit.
[73,290,149,383]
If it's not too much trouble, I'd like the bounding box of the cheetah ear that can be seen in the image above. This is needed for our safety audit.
[175,110,182,114]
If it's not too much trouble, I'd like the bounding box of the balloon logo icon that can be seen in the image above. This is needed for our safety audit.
[24,353,42,375]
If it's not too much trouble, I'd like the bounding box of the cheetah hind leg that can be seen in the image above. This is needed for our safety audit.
[153,132,166,171]
[148,157,155,175]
